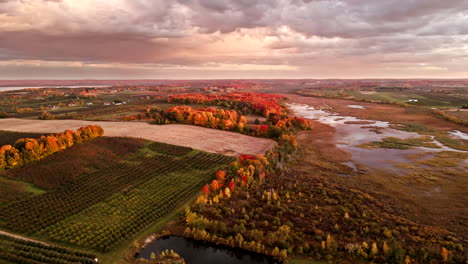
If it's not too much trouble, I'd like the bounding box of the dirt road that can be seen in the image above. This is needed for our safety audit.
[0,229,49,245]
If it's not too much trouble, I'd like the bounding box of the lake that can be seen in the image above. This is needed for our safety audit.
[136,236,278,264]
[0,85,110,92]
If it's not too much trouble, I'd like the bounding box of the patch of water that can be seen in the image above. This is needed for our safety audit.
[449,130,468,140]
[334,123,419,146]
[288,104,388,127]
[137,236,276,264]
[0,85,110,92]
[338,143,425,174]
[342,161,359,173]
[288,103,466,173]
[347,105,366,109]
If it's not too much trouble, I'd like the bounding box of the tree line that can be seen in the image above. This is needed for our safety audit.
[0,125,104,170]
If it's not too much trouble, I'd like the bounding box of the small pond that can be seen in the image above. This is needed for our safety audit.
[136,236,278,264]
[347,104,366,109]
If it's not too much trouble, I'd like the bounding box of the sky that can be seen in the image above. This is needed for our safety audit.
[0,0,467,79]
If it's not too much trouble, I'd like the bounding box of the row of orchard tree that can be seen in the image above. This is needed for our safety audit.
[0,125,104,170]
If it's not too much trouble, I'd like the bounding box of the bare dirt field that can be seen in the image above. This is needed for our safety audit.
[0,119,276,156]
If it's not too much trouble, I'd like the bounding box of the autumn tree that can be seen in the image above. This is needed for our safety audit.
[215,170,226,182]
[210,180,220,191]
[0,125,104,171]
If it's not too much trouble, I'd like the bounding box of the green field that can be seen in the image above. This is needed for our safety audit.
[298,88,468,108]
[0,135,235,263]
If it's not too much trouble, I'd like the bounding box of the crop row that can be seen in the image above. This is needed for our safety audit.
[147,141,193,156]
[0,148,234,237]
[45,170,215,252]
[0,234,96,264]
[0,154,177,233]
[181,152,235,170]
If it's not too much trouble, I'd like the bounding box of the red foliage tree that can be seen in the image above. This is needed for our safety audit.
[228,181,235,191]
[202,184,210,196]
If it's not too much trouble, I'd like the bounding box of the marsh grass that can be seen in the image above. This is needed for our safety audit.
[358,136,440,149]
[392,123,468,151]
[418,158,460,168]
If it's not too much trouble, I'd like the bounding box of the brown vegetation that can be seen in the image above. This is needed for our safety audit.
[2,137,145,189]
[0,130,45,146]
[286,94,468,133]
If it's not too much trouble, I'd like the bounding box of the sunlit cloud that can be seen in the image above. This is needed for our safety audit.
[0,0,467,78]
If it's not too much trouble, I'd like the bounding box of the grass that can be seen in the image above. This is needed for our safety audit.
[435,151,468,159]
[82,111,141,121]
[391,123,435,133]
[0,177,45,207]
[299,88,467,109]
[391,123,468,150]
[413,151,468,168]
[393,150,467,186]
[359,136,441,149]
[347,91,462,107]
[418,157,460,168]
[403,169,444,184]
[434,135,468,151]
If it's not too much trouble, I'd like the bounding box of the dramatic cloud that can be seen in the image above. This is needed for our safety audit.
[0,0,467,78]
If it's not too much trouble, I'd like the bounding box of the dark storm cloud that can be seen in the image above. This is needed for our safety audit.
[0,31,179,63]
[2,0,467,38]
[175,0,468,38]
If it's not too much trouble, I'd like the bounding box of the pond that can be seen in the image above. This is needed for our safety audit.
[136,236,278,264]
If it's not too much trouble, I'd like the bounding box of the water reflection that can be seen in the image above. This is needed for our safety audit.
[287,103,466,174]
[137,236,277,264]
[0,85,110,92]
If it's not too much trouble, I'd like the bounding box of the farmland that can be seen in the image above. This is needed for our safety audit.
[1,80,467,264]
[0,131,235,263]
[0,131,46,146]
[0,119,276,157]
[2,0,468,262]
[0,234,98,264]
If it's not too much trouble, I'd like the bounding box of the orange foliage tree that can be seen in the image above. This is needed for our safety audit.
[168,92,286,117]
[0,125,104,170]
